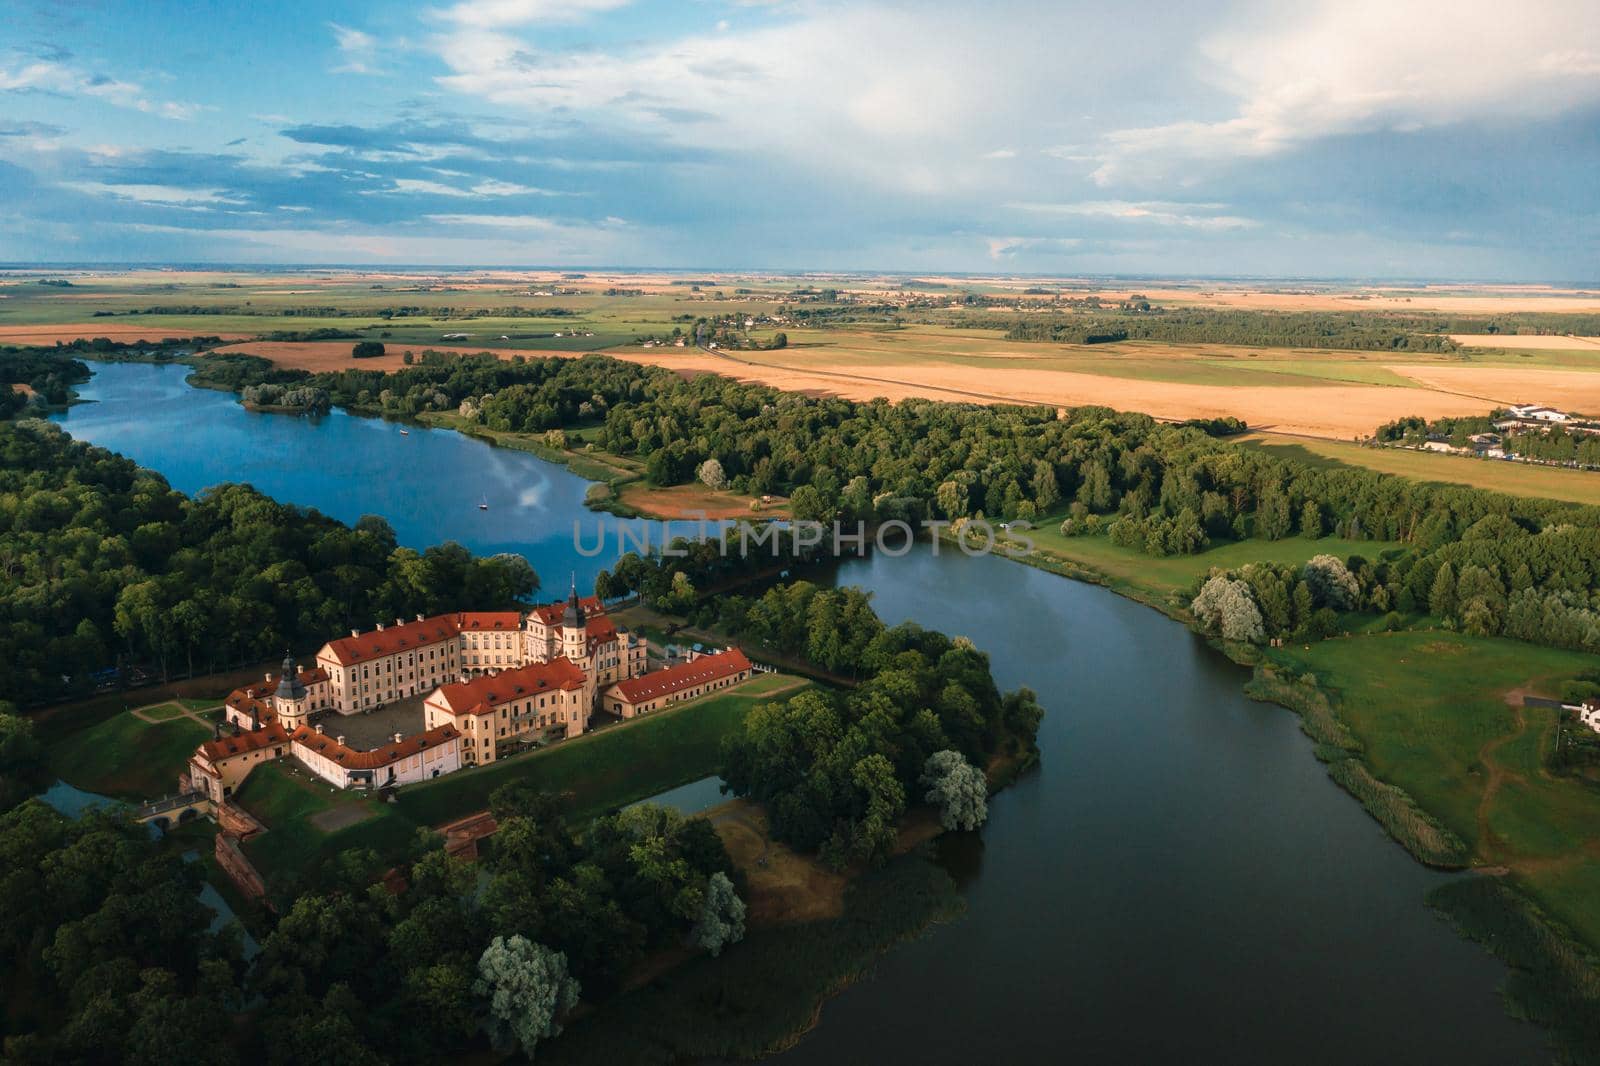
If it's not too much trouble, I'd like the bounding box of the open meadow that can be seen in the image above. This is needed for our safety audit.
[9,268,1600,449]
[1267,631,1600,950]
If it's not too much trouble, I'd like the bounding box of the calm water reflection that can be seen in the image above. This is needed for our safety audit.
[51,361,1544,1063]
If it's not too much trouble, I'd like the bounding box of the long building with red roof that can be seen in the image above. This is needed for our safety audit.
[291,722,462,789]
[603,648,753,719]
[313,586,645,716]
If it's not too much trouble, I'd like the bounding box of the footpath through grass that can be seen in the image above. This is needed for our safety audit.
[46,711,210,800]
[394,674,808,826]
[1266,630,1600,949]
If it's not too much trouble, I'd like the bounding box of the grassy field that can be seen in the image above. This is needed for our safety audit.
[234,762,417,887]
[394,673,808,826]
[46,710,210,800]
[1265,630,1600,948]
[1018,524,1401,604]
[1238,433,1600,506]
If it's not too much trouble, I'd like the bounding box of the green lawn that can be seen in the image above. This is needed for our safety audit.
[394,675,810,826]
[235,763,417,887]
[1018,524,1400,603]
[1266,630,1600,948]
[46,711,210,800]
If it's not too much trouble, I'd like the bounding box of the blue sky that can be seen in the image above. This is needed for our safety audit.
[1,0,1596,277]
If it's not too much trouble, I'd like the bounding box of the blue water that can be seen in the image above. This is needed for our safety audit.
[50,361,669,592]
[48,359,1548,1064]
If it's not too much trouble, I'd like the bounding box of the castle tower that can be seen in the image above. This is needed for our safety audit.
[561,574,587,663]
[272,651,312,731]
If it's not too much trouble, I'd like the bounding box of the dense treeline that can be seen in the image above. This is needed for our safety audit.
[0,351,89,416]
[719,589,1042,868]
[195,348,1600,655]
[0,782,746,1063]
[0,420,537,703]
[1002,310,1460,351]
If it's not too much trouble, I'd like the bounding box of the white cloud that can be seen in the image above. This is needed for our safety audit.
[330,23,382,74]
[66,183,245,208]
[1008,200,1258,230]
[1093,0,1600,184]
[433,0,633,29]
[0,58,201,119]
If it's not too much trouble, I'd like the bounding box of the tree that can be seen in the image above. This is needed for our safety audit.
[1190,574,1265,643]
[696,457,728,490]
[921,750,988,831]
[351,341,385,359]
[474,936,580,1058]
[1302,554,1359,610]
[689,871,746,957]
[1430,561,1458,619]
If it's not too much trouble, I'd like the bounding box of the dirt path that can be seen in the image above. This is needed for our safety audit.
[1474,695,1531,855]
[131,699,219,728]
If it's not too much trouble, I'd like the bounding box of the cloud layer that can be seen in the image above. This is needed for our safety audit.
[0,0,1595,275]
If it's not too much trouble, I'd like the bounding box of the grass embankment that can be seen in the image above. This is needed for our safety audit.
[988,520,1400,614]
[1264,632,1600,947]
[395,674,808,826]
[1429,878,1600,1065]
[46,710,210,800]
[1238,433,1600,507]
[544,853,964,1065]
[234,762,423,888]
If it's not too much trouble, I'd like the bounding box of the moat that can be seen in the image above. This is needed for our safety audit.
[52,362,1547,1063]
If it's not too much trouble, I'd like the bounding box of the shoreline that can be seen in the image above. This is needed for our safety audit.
[64,356,1593,1059]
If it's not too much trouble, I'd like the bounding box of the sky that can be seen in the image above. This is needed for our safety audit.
[0,0,1597,278]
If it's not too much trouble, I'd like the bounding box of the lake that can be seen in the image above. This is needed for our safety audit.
[51,361,1546,1062]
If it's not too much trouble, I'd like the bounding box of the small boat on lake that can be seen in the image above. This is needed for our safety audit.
[479,495,489,510]
[399,428,409,436]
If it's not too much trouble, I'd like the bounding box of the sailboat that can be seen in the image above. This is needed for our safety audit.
[478,495,489,511]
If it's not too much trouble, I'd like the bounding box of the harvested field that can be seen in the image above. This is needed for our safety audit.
[1449,334,1600,351]
[1386,365,1600,411]
[0,324,250,344]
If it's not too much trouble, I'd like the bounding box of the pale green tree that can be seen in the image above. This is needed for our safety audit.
[920,750,988,831]
[689,871,746,957]
[474,936,580,1058]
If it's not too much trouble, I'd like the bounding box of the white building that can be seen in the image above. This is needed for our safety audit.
[290,722,463,789]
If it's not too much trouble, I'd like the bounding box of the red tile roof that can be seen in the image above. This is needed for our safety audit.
[609,649,752,705]
[320,616,464,666]
[529,596,604,626]
[430,658,587,717]
[454,611,524,632]
[196,722,291,763]
[226,666,328,707]
[291,723,461,770]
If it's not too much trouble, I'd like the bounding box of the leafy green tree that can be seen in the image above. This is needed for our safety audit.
[921,750,988,831]
[474,935,580,1058]
[689,871,746,957]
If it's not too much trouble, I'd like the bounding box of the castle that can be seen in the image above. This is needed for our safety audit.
[187,585,751,799]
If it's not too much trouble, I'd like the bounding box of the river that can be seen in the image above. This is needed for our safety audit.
[50,362,1545,1062]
